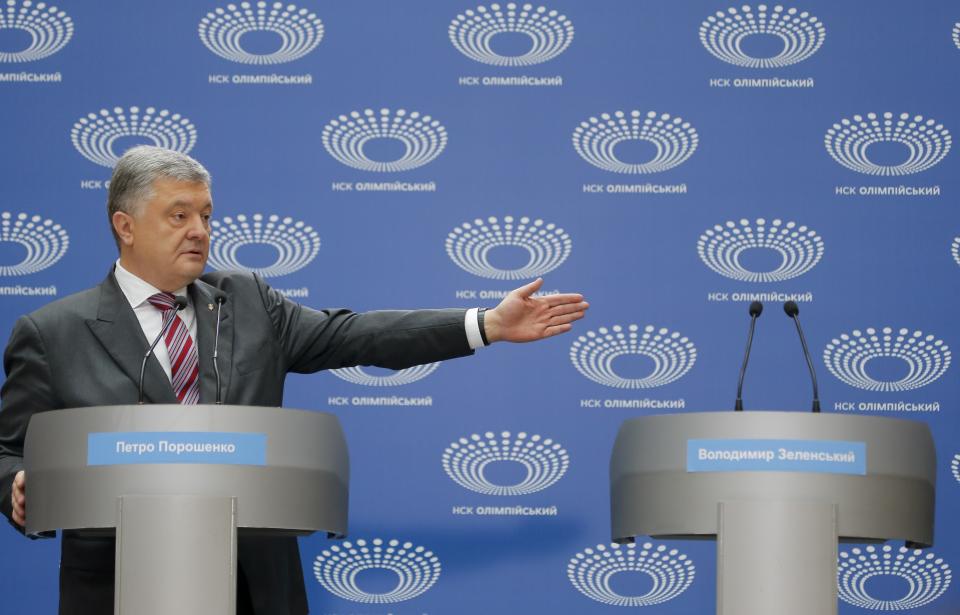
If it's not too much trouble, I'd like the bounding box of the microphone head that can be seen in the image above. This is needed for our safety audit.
[213,290,227,305]
[173,295,188,311]
[748,301,763,317]
[783,301,799,317]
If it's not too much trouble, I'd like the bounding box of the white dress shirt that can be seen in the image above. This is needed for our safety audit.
[464,307,485,349]
[113,261,197,383]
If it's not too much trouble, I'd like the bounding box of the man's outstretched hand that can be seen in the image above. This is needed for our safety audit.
[484,278,588,343]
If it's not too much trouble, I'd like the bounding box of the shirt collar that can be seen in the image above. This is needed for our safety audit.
[114,259,189,309]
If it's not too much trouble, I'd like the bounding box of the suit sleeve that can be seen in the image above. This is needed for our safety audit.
[0,315,59,534]
[251,275,475,374]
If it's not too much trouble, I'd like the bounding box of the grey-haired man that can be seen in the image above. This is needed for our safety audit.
[0,145,588,614]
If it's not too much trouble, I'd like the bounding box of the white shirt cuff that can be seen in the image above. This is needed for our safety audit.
[464,307,485,350]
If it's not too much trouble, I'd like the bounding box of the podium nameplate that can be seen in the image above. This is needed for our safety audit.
[687,438,867,475]
[88,431,268,466]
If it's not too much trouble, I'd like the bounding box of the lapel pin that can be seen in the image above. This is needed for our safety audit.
[208,303,214,310]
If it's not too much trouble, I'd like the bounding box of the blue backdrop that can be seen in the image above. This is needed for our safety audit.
[0,1,958,612]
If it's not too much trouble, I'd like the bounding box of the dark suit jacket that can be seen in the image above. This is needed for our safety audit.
[0,269,473,615]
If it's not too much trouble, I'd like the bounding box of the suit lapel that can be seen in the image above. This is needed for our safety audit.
[85,272,178,404]
[191,280,233,404]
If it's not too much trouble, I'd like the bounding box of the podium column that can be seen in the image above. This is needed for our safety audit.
[115,495,238,615]
[717,499,837,615]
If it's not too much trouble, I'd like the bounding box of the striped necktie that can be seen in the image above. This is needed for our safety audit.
[147,292,200,404]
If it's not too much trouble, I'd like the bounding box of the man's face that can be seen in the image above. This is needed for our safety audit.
[116,177,212,292]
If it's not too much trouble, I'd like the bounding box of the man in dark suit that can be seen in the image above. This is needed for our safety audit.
[0,145,588,615]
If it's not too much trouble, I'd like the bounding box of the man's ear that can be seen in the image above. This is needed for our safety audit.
[112,211,135,247]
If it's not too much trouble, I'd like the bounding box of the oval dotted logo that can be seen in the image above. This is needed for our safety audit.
[199,1,324,65]
[0,1,73,63]
[838,545,952,610]
[208,213,320,278]
[0,212,69,275]
[573,110,698,174]
[330,363,439,387]
[445,215,571,280]
[825,112,951,176]
[71,106,197,168]
[698,218,824,282]
[570,324,697,389]
[442,430,569,495]
[313,538,441,604]
[568,542,696,606]
[449,3,574,66]
[823,327,951,392]
[700,5,825,68]
[322,108,448,172]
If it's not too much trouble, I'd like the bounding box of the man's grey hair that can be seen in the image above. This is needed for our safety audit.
[106,145,212,249]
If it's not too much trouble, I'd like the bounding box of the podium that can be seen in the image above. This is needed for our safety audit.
[610,411,935,615]
[24,404,349,615]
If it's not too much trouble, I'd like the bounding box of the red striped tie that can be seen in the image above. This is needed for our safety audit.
[147,292,200,404]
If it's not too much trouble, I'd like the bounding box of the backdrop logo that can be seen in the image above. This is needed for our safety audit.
[442,431,569,495]
[208,213,320,277]
[330,363,439,387]
[449,3,573,66]
[952,454,960,485]
[838,545,952,610]
[570,324,697,389]
[313,538,441,603]
[698,218,824,282]
[823,327,951,392]
[71,106,198,167]
[0,212,68,275]
[568,542,696,606]
[322,108,447,172]
[953,22,960,51]
[446,215,571,280]
[198,1,324,65]
[572,110,698,174]
[700,4,825,68]
[952,235,959,267]
[824,112,952,176]
[0,1,73,63]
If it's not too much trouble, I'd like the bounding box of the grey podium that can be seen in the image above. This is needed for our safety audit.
[610,411,935,615]
[24,404,349,615]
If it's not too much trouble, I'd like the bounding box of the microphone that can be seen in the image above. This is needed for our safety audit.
[138,295,188,405]
[783,301,821,413]
[212,290,227,405]
[734,301,763,411]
